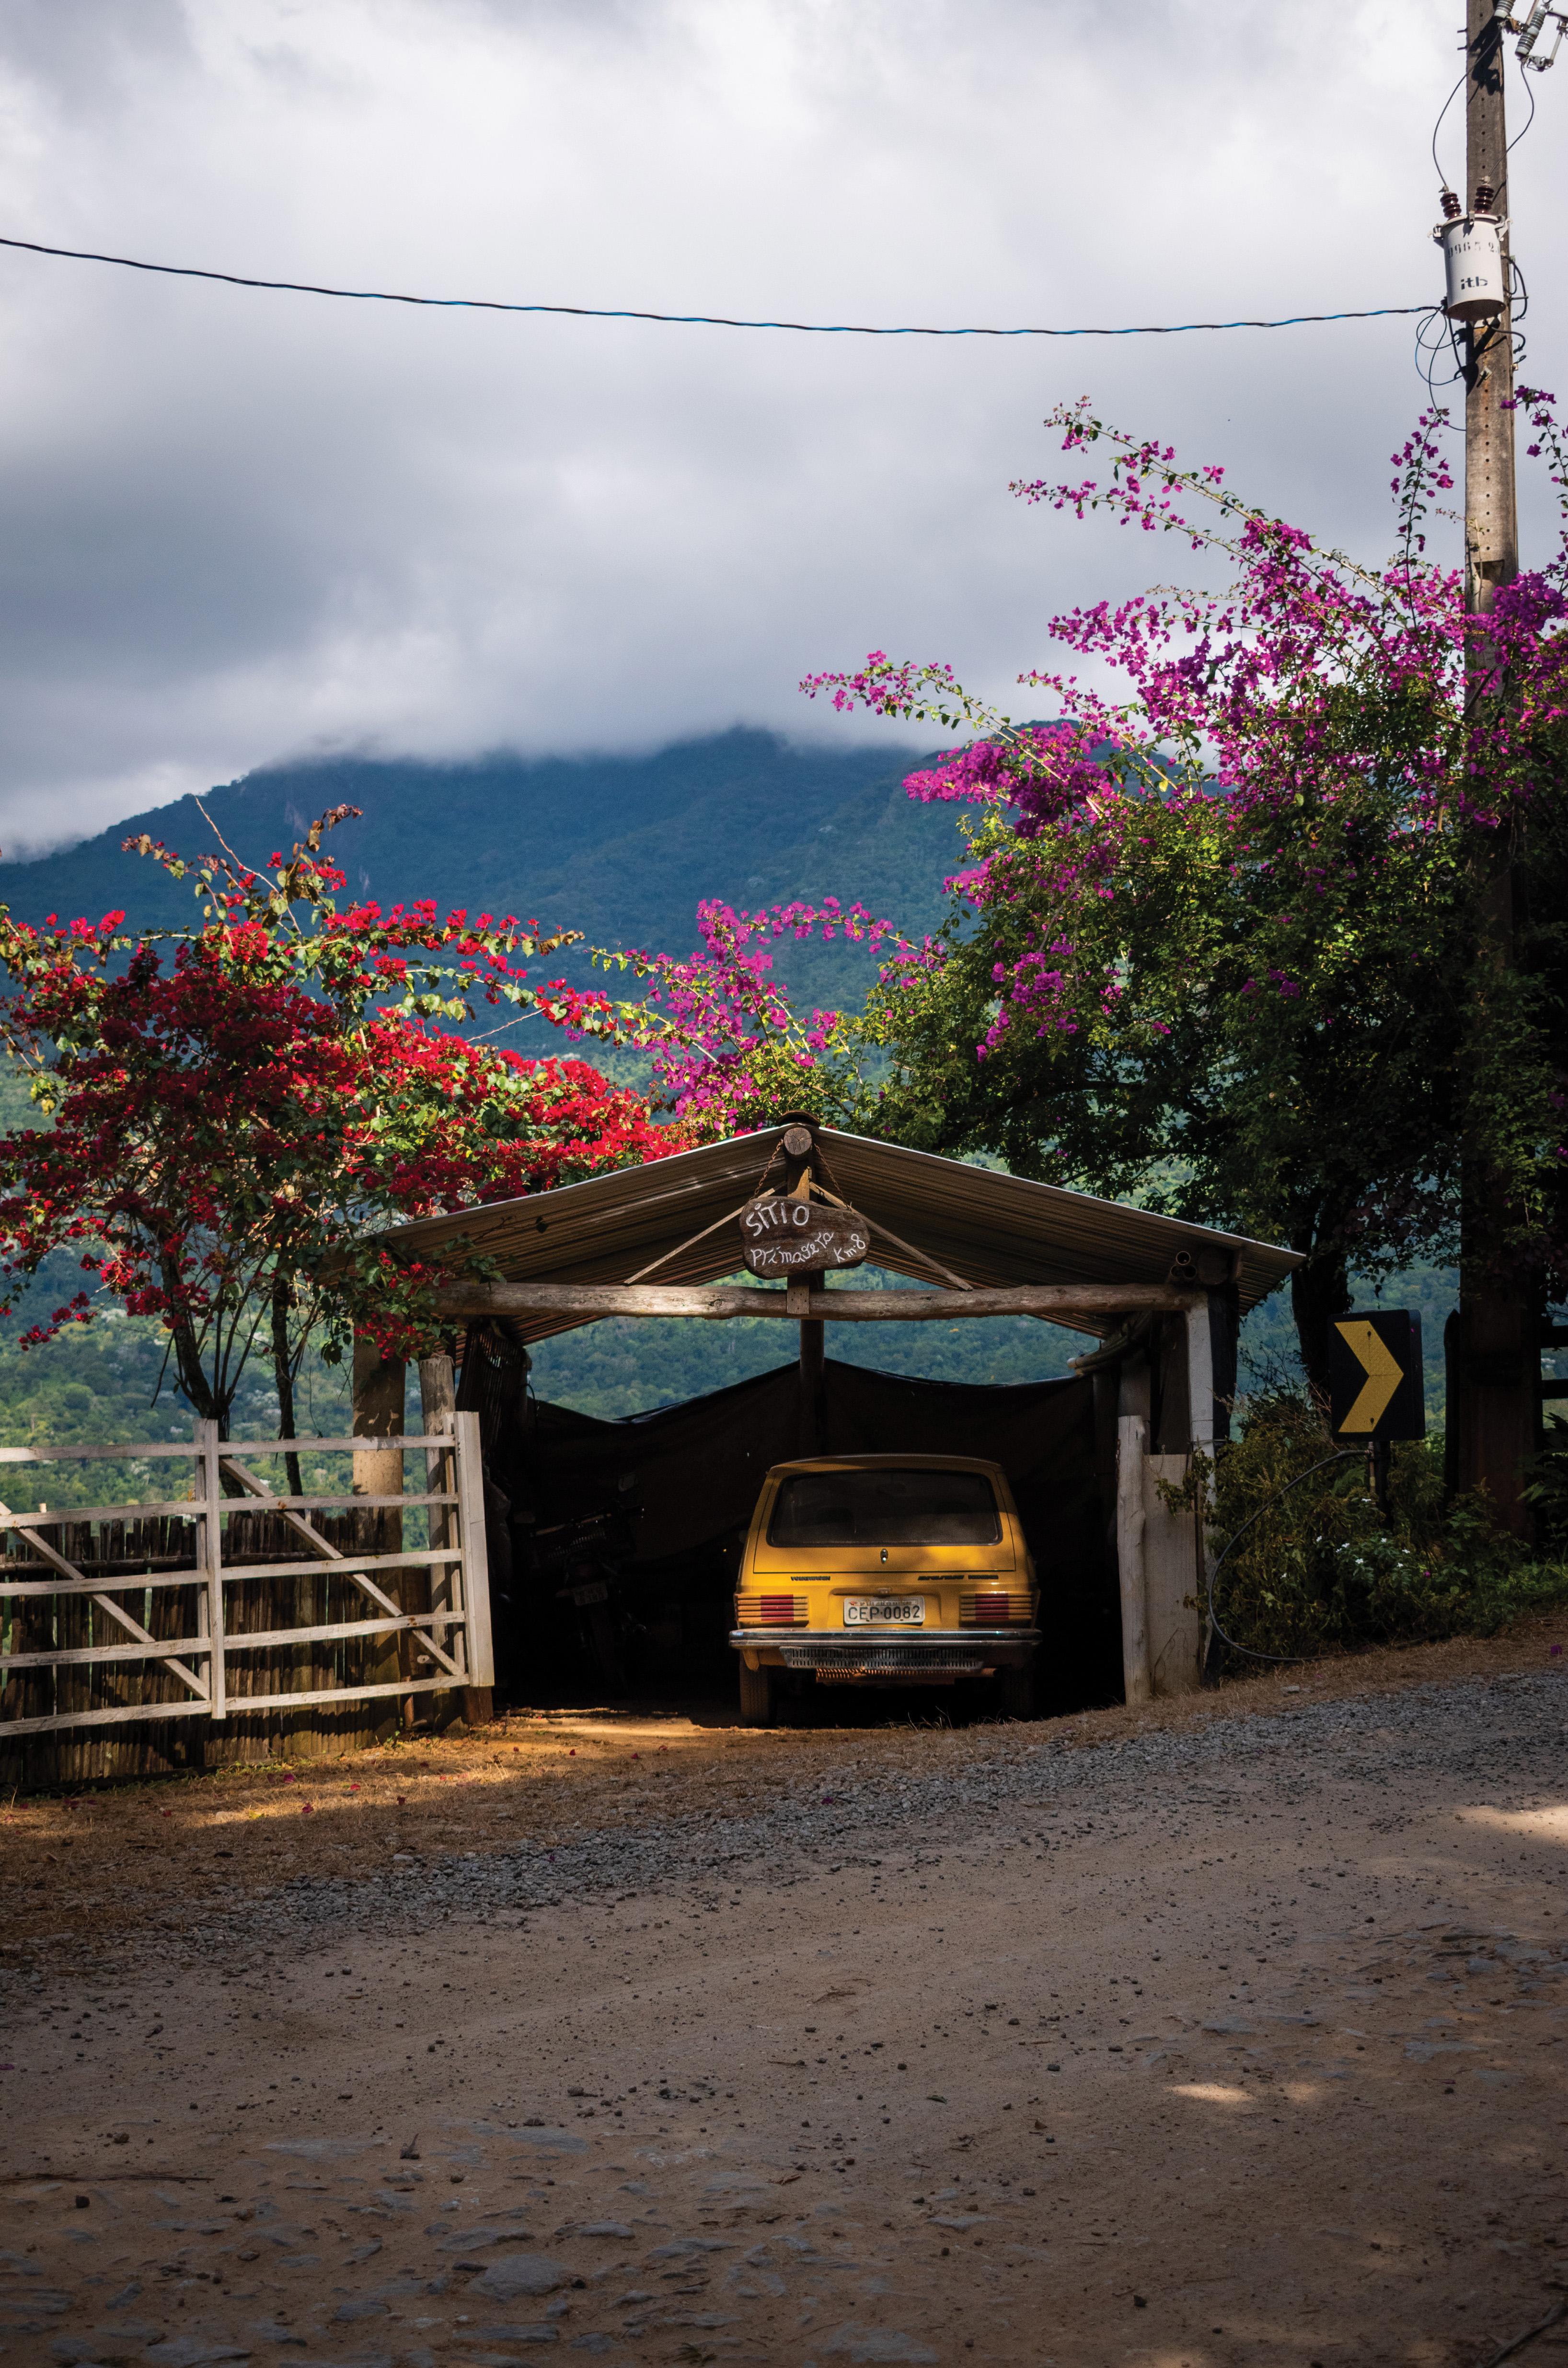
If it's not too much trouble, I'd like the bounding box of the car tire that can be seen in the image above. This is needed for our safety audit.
[738,1661,775,1728]
[999,1663,1035,1721]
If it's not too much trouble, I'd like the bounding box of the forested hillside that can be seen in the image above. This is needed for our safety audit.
[0,729,1485,1456]
[0,728,955,1013]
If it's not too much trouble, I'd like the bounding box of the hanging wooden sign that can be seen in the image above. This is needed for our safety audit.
[738,1195,870,1277]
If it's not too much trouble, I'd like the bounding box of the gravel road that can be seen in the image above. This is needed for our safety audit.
[2,1638,1566,2368]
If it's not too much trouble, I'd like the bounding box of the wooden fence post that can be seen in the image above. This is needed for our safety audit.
[195,1418,227,1724]
[353,1337,405,1743]
[452,1407,494,1726]
[418,1354,456,1729]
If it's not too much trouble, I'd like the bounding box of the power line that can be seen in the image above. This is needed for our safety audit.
[0,234,1428,339]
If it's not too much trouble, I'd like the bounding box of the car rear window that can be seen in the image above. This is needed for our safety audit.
[766,1467,1002,1548]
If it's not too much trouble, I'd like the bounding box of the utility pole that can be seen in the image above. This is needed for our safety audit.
[1449,0,1537,1532]
[1463,0,1517,606]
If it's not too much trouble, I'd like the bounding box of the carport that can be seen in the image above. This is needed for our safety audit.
[360,1119,1300,1714]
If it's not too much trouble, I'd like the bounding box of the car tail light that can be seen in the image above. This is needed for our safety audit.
[736,1593,808,1627]
[960,1589,1032,1626]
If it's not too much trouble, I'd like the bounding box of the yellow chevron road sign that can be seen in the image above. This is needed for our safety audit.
[1328,1309,1426,1442]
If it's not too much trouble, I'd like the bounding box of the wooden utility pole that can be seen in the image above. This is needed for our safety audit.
[1452,0,1537,1532]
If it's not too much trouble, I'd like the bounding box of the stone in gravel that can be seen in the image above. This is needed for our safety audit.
[96,2326,166,2346]
[817,2331,939,2364]
[262,2137,386,2163]
[456,2333,559,2348]
[453,2329,564,2346]
[50,2340,107,2363]
[284,2357,392,2368]
[141,2341,254,2366]
[333,2299,389,2320]
[285,2356,392,2368]
[0,2297,71,2328]
[436,2227,514,2252]
[470,2253,573,2300]
[574,2222,634,2239]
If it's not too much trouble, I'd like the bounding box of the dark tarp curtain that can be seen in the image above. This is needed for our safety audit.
[521,1358,1122,1705]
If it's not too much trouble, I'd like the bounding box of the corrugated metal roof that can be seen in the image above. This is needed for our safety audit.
[376,1124,1301,1347]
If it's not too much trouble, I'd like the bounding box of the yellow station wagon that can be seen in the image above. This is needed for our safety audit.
[731,1453,1040,1726]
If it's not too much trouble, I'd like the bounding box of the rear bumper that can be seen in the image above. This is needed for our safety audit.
[731,1626,1039,1677]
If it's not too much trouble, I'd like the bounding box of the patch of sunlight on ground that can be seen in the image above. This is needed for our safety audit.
[1170,2082,1254,2107]
[1456,1803,1568,1842]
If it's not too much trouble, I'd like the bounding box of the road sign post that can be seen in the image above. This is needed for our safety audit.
[1328,1311,1426,1442]
[1328,1310,1426,1520]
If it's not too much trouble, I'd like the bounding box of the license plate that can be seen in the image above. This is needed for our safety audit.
[565,1580,610,1606]
[843,1596,925,1627]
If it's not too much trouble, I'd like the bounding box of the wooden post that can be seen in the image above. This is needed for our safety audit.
[417,1354,456,1730]
[353,1336,404,1734]
[1184,1300,1219,1685]
[1142,1451,1204,1695]
[452,1406,495,1726]
[353,1337,406,1528]
[195,1418,227,1726]
[1115,1415,1151,1706]
[798,1318,825,1457]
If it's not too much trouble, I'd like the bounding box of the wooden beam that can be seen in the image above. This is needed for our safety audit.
[430,1282,1199,1323]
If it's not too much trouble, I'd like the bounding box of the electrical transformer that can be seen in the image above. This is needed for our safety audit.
[1435,207,1507,321]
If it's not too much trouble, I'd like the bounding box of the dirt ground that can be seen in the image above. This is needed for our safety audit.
[2,1619,1567,2368]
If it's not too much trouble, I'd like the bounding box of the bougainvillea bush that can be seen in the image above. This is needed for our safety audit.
[790,394,1568,1396]
[0,805,671,1456]
[591,894,908,1140]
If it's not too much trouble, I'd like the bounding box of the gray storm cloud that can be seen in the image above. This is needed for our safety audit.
[0,0,1560,854]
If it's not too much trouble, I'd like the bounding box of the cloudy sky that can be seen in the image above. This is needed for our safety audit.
[0,0,1561,855]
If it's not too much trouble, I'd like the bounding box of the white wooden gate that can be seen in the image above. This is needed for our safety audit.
[0,1414,492,1741]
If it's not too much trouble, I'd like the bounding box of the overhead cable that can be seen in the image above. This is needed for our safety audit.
[0,234,1427,339]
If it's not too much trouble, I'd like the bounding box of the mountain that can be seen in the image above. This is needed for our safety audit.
[6,727,1465,1426]
[0,728,961,1009]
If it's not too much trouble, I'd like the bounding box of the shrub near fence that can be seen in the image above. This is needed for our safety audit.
[0,1418,491,1790]
[1190,1393,1568,1667]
